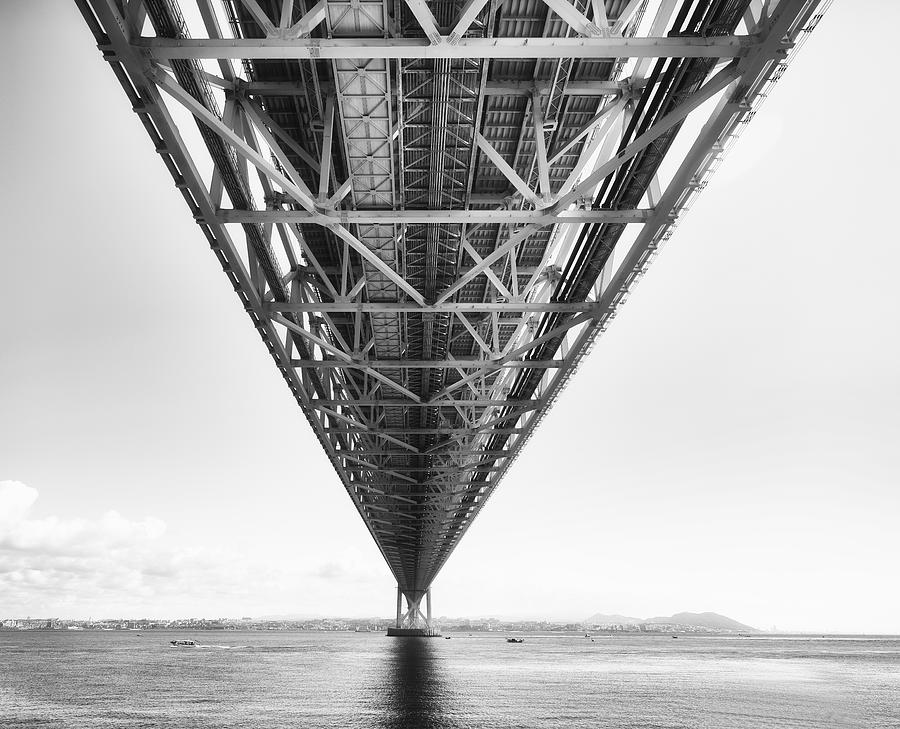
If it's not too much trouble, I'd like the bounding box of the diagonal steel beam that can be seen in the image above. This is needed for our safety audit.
[447,0,491,44]
[548,97,626,166]
[610,0,645,35]
[540,0,603,37]
[531,92,552,199]
[435,223,543,305]
[553,62,742,210]
[286,0,326,38]
[475,132,541,206]
[404,0,442,45]
[236,0,276,35]
[317,95,335,201]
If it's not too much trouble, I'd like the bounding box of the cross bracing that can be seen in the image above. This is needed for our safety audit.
[76,0,829,620]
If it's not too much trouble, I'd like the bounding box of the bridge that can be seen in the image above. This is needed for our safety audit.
[75,0,828,634]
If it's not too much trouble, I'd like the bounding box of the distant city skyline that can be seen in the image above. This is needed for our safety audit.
[4,611,893,636]
[0,611,810,635]
[2,1,899,635]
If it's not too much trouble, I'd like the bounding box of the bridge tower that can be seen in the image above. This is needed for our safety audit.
[388,585,439,637]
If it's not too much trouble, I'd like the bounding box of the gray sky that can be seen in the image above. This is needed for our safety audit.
[1,1,898,632]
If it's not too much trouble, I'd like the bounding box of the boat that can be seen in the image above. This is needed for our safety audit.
[506,637,525,644]
[445,636,451,640]
[170,639,199,647]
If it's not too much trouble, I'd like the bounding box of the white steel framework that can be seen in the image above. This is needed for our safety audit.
[75,0,829,619]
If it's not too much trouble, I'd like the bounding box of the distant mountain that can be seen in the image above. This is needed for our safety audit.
[583,611,757,632]
[583,613,642,626]
[643,612,756,632]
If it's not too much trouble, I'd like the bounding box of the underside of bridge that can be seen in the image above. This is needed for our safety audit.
[77,0,827,627]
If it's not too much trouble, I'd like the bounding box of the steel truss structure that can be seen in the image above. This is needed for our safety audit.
[77,0,828,628]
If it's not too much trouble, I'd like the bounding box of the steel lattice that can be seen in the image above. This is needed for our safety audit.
[75,0,829,626]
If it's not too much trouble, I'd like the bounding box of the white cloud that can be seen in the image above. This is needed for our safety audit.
[0,481,166,554]
[0,481,39,528]
[0,481,386,619]
[0,480,172,614]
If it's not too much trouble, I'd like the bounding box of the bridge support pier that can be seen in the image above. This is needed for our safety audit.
[386,585,441,637]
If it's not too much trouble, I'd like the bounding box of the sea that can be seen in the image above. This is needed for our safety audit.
[0,631,897,728]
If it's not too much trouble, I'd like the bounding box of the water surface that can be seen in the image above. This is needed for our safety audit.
[1,631,897,727]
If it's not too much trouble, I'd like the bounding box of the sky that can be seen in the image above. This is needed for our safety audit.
[1,1,898,633]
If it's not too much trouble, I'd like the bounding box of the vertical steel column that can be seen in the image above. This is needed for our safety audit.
[395,584,402,628]
[426,589,432,627]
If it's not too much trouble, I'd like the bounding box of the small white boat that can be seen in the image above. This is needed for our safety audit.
[170,639,199,647]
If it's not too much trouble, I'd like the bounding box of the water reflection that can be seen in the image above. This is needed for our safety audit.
[379,638,455,729]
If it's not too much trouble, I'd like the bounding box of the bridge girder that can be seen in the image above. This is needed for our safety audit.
[75,0,829,607]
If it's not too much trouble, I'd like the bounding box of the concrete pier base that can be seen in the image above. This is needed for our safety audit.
[386,627,442,637]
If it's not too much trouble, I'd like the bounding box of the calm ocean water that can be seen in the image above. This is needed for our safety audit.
[0,631,897,728]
